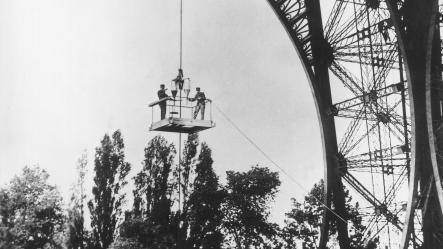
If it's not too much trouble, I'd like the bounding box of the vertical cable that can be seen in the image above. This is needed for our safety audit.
[180,0,183,69]
[177,132,182,244]
[177,1,183,245]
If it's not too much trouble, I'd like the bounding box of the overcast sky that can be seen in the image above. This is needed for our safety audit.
[0,0,334,224]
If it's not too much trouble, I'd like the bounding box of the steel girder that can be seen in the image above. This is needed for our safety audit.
[266,0,350,248]
[386,0,443,248]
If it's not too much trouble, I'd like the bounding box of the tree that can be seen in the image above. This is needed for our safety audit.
[130,135,177,248]
[169,134,226,249]
[0,166,65,249]
[172,134,226,248]
[282,181,323,249]
[119,134,226,249]
[186,142,226,249]
[222,166,281,248]
[66,152,89,249]
[88,130,131,249]
[174,133,199,248]
[282,180,378,249]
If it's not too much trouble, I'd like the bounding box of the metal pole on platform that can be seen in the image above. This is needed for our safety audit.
[177,0,183,246]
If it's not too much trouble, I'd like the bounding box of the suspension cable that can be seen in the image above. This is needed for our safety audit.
[177,0,184,244]
[213,103,348,224]
[180,0,183,69]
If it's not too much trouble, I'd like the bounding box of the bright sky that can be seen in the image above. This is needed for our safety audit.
[0,0,330,224]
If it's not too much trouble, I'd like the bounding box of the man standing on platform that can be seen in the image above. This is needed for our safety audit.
[158,84,169,119]
[189,87,207,119]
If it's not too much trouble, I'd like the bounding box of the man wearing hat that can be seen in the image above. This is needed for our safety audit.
[158,84,169,119]
[189,87,206,119]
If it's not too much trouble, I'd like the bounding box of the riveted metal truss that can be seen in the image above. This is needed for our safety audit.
[267,0,443,248]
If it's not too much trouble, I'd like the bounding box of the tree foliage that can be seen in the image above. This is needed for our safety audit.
[133,135,176,222]
[66,152,89,249]
[222,166,281,248]
[108,237,144,249]
[282,181,324,248]
[282,180,378,249]
[88,130,131,249]
[182,140,226,249]
[0,166,64,249]
[130,135,177,248]
[0,130,382,249]
[173,133,199,248]
[118,134,226,249]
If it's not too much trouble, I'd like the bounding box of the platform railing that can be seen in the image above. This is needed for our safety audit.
[149,96,213,125]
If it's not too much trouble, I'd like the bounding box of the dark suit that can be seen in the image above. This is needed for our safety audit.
[158,89,168,119]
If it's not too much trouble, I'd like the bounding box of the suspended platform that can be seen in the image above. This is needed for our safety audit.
[150,117,215,133]
[149,96,215,134]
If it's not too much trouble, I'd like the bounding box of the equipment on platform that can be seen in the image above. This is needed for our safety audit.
[148,0,215,134]
[148,69,215,133]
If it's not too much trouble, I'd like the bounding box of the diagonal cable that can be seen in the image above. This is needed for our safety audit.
[213,103,348,224]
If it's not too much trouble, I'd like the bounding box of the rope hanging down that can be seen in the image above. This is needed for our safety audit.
[213,103,348,224]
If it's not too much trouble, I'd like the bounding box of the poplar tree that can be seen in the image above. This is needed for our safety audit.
[119,135,226,249]
[186,143,226,248]
[88,130,131,249]
[66,152,88,249]
[131,135,176,247]
[174,133,199,247]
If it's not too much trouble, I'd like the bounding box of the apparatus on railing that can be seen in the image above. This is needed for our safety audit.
[148,69,215,133]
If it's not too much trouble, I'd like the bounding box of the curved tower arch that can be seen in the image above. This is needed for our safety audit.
[385,0,443,248]
[266,0,443,248]
[267,1,350,247]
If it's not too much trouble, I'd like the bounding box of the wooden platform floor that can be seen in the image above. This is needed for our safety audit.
[150,117,215,133]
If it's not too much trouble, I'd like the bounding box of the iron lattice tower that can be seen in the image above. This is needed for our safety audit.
[266,0,443,248]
